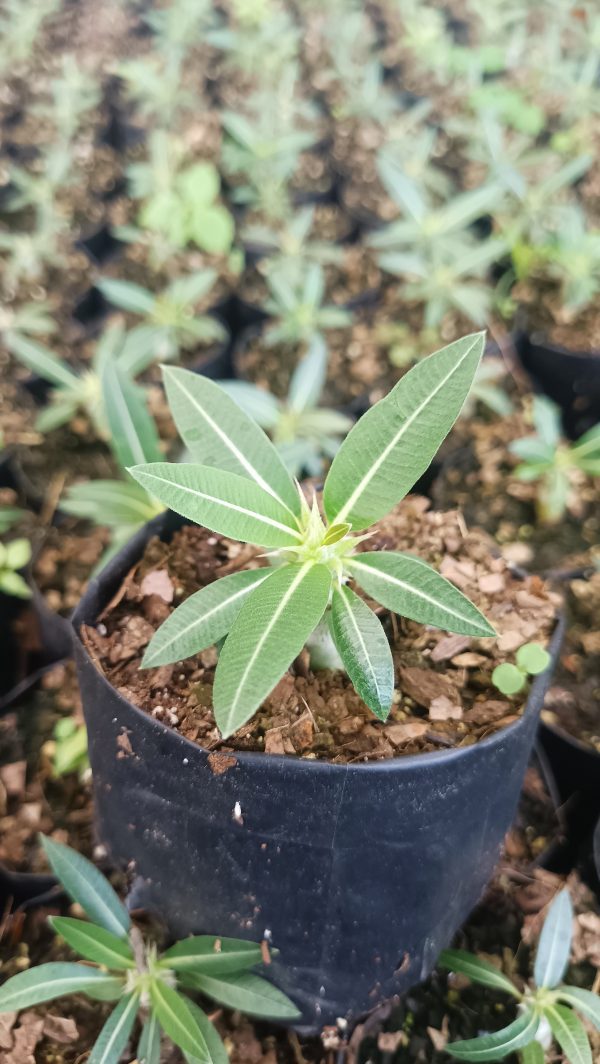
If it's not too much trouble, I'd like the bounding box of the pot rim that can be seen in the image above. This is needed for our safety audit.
[72,510,565,776]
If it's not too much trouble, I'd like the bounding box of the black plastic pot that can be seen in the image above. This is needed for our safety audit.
[0,583,72,714]
[514,330,600,440]
[72,511,563,1033]
[536,721,600,882]
[0,865,60,915]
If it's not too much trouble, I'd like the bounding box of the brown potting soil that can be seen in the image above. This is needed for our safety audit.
[82,496,559,763]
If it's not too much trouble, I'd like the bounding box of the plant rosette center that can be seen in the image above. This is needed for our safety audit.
[273,492,360,574]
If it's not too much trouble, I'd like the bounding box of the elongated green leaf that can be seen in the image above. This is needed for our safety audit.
[519,1042,544,1064]
[183,998,229,1064]
[85,977,126,1001]
[288,334,328,414]
[534,889,573,989]
[138,1011,161,1064]
[129,464,302,549]
[143,569,269,668]
[323,333,485,529]
[88,992,139,1064]
[102,356,162,470]
[160,935,266,975]
[329,585,394,720]
[62,479,161,527]
[7,335,79,389]
[348,552,495,637]
[217,380,281,429]
[41,836,130,939]
[97,278,156,315]
[556,987,600,1032]
[213,563,331,738]
[546,1004,592,1064]
[149,981,209,1061]
[0,964,121,1012]
[163,367,300,520]
[446,1009,539,1061]
[438,950,521,998]
[35,397,79,433]
[50,917,135,970]
[182,971,301,1021]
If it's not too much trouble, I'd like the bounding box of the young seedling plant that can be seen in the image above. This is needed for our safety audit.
[492,642,551,697]
[0,837,299,1064]
[129,332,496,739]
[439,888,600,1063]
[0,539,32,599]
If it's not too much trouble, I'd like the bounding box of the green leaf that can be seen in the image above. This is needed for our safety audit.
[288,334,328,414]
[323,333,485,529]
[49,917,135,969]
[191,205,234,256]
[216,380,281,430]
[534,889,573,989]
[143,569,269,668]
[97,278,156,316]
[163,367,299,520]
[62,479,161,528]
[0,963,122,1012]
[516,643,551,676]
[4,538,32,570]
[35,397,79,433]
[183,998,229,1064]
[149,981,209,1061]
[88,992,139,1064]
[128,464,303,549]
[84,977,126,1001]
[138,1012,161,1064]
[102,356,162,470]
[0,571,32,599]
[348,552,495,637]
[519,1043,544,1064]
[213,563,332,738]
[446,1009,539,1061]
[555,987,600,1032]
[181,971,301,1021]
[532,396,562,449]
[40,836,130,939]
[438,950,521,998]
[161,935,267,976]
[329,584,394,720]
[492,663,526,696]
[6,334,79,389]
[546,1004,592,1064]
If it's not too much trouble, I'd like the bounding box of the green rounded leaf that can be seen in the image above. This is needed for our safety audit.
[329,584,394,720]
[40,836,130,939]
[516,643,551,677]
[492,663,527,696]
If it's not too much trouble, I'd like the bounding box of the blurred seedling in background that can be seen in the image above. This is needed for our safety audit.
[219,336,353,477]
[48,717,89,779]
[0,837,299,1063]
[0,539,32,599]
[242,206,344,289]
[440,889,600,1063]
[492,643,551,697]
[263,264,351,346]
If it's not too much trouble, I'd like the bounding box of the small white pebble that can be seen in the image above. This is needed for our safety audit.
[233,801,243,824]
[97,623,107,636]
[263,928,272,941]
[182,758,189,765]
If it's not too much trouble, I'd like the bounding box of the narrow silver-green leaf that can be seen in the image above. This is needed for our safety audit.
[546,1004,592,1064]
[143,569,269,668]
[323,333,485,530]
[138,1011,161,1064]
[348,553,496,637]
[128,464,303,549]
[438,950,521,999]
[88,992,139,1064]
[41,836,130,939]
[163,367,300,520]
[183,998,229,1064]
[97,277,156,315]
[102,356,162,470]
[49,917,135,970]
[160,935,265,975]
[330,584,394,720]
[182,971,301,1021]
[534,889,573,989]
[556,987,600,1032]
[446,1009,539,1061]
[213,563,332,738]
[288,334,328,414]
[0,964,121,1012]
[149,981,209,1061]
[6,335,79,389]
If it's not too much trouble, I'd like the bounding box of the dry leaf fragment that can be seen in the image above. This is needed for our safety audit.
[399,666,458,708]
[430,635,471,662]
[429,696,463,721]
[0,763,26,798]
[0,1014,16,1051]
[42,1015,78,1044]
[140,569,174,603]
[385,721,429,745]
[427,1015,449,1051]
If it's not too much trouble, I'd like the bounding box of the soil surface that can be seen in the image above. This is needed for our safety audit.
[83,497,559,762]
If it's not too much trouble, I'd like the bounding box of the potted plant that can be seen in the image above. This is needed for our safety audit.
[72,333,562,1032]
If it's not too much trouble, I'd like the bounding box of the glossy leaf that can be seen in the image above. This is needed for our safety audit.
[182,971,301,1021]
[323,333,485,529]
[143,569,269,668]
[516,643,550,676]
[492,663,526,696]
[556,987,600,1032]
[213,563,331,738]
[50,917,135,970]
[128,464,303,549]
[149,981,209,1061]
[0,963,121,1012]
[348,552,495,637]
[160,935,266,975]
[88,992,139,1064]
[41,836,130,939]
[102,356,162,470]
[183,998,229,1064]
[446,1009,539,1061]
[438,950,521,998]
[329,584,394,719]
[546,1004,592,1064]
[162,367,299,520]
[534,889,573,989]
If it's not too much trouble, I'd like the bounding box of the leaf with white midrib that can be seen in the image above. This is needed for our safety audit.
[128,464,303,549]
[438,950,521,998]
[163,366,300,521]
[150,981,210,1061]
[49,917,135,969]
[534,890,573,988]
[329,584,393,719]
[546,1004,593,1064]
[0,964,120,1012]
[445,1009,539,1061]
[41,837,130,938]
[348,552,496,637]
[102,356,162,470]
[323,333,485,530]
[88,992,139,1064]
[555,987,600,1032]
[143,569,269,667]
